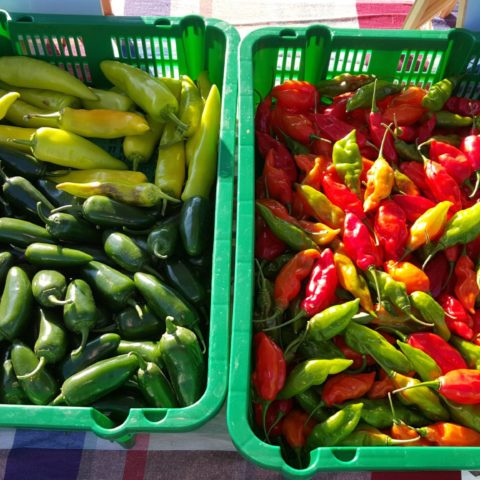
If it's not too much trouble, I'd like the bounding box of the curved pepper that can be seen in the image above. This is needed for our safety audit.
[83,87,134,111]
[397,341,443,381]
[384,260,430,295]
[374,200,408,261]
[47,169,147,186]
[322,371,375,406]
[422,77,456,112]
[31,270,70,308]
[332,129,363,195]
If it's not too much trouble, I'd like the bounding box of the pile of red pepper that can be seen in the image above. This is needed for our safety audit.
[252,74,480,467]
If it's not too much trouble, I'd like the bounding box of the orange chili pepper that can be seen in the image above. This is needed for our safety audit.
[391,422,431,446]
[405,201,453,252]
[367,369,395,399]
[393,169,420,196]
[416,422,480,446]
[281,409,316,449]
[363,157,394,213]
[322,371,376,406]
[454,253,480,314]
[384,260,430,294]
[298,220,340,246]
[302,154,329,190]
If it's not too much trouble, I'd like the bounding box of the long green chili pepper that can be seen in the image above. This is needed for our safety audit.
[450,336,480,370]
[422,77,457,112]
[332,129,363,195]
[409,291,450,340]
[435,111,472,128]
[316,73,375,97]
[394,138,422,162]
[445,400,480,433]
[0,217,53,247]
[278,358,353,399]
[346,80,402,112]
[1,358,29,404]
[256,202,318,251]
[100,60,187,130]
[397,340,443,381]
[306,403,364,449]
[424,202,480,267]
[344,323,411,374]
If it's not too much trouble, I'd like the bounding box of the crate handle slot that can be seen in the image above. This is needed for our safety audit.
[330,448,358,463]
[279,29,297,38]
[154,19,172,27]
[142,410,168,424]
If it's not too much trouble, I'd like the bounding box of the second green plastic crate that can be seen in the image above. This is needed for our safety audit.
[229,25,480,477]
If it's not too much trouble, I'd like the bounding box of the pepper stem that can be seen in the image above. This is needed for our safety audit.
[152,245,168,260]
[23,111,60,121]
[422,247,441,270]
[390,436,422,445]
[7,138,34,148]
[370,78,378,114]
[392,380,439,396]
[47,295,73,306]
[50,393,66,406]
[164,111,188,133]
[402,308,434,327]
[127,299,144,318]
[36,202,52,225]
[16,356,46,380]
[469,171,480,198]
[165,315,176,334]
[262,400,273,443]
[262,311,306,332]
[375,325,407,342]
[347,355,367,374]
[71,328,89,358]
[304,401,325,426]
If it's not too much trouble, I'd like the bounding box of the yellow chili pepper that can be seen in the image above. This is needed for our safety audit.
[155,78,182,101]
[47,169,147,185]
[56,181,179,207]
[406,200,453,252]
[334,251,374,314]
[363,157,394,213]
[0,92,20,120]
[298,220,340,246]
[196,71,212,102]
[82,88,135,111]
[155,123,185,199]
[26,108,150,139]
[296,184,345,230]
[123,115,165,170]
[0,125,35,153]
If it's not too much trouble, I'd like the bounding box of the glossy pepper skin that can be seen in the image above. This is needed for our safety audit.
[416,422,480,446]
[159,317,206,407]
[306,403,364,449]
[179,196,212,257]
[252,332,286,401]
[422,77,456,111]
[322,371,375,406]
[182,85,221,201]
[1,358,29,405]
[11,341,57,405]
[282,409,316,449]
[52,353,139,406]
[409,292,450,340]
[439,294,474,340]
[374,200,408,261]
[147,215,179,260]
[385,261,430,295]
[332,130,363,195]
[31,270,70,308]
[363,155,395,213]
[0,267,32,342]
[25,243,93,268]
[115,304,163,341]
[397,341,443,381]
[454,254,479,314]
[63,279,97,357]
[0,145,48,179]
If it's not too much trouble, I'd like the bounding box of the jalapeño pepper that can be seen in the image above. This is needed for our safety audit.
[179,196,212,257]
[116,340,162,366]
[51,353,140,406]
[158,317,206,407]
[147,214,179,260]
[25,243,93,268]
[0,145,48,179]
[31,270,70,308]
[114,304,163,341]
[1,358,29,404]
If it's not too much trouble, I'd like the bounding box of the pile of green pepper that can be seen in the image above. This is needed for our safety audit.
[0,54,220,423]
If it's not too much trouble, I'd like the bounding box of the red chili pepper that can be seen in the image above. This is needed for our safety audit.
[461,134,480,197]
[333,335,376,370]
[445,97,480,117]
[270,249,321,319]
[454,253,480,315]
[321,165,365,219]
[412,369,480,405]
[368,369,395,399]
[323,93,353,120]
[294,154,317,174]
[255,176,267,199]
[440,293,475,340]
[383,103,425,125]
[281,409,316,448]
[416,114,437,144]
[311,113,367,147]
[343,211,383,271]
[271,107,316,145]
[255,95,272,133]
[369,98,397,164]
[254,399,293,437]
[256,198,299,225]
[271,79,318,113]
[423,159,462,213]
[390,194,436,224]
[360,158,375,183]
[256,131,297,182]
[399,162,434,201]
[429,140,472,184]
[252,332,286,401]
[424,252,450,299]
[255,219,287,261]
[322,371,376,406]
[408,332,467,374]
[467,236,480,264]
[396,125,417,142]
[301,248,338,316]
[472,311,480,346]
[374,199,408,261]
[263,149,293,207]
[291,189,307,220]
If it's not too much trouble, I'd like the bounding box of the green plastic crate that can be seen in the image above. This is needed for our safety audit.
[0,11,239,446]
[229,25,480,476]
